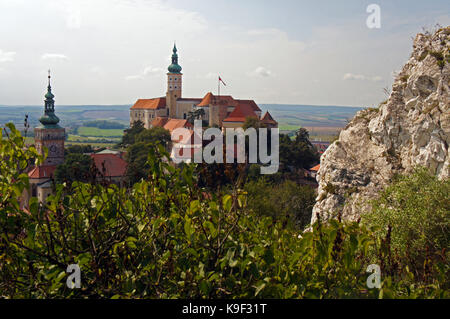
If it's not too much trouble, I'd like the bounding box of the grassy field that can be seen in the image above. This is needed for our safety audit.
[77,127,124,137]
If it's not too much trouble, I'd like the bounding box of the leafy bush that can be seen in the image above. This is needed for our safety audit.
[363,168,449,276]
[244,179,316,230]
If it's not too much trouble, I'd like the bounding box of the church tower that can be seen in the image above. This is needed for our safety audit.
[34,71,65,166]
[166,44,182,118]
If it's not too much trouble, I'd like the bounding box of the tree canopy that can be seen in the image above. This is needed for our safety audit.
[124,125,171,184]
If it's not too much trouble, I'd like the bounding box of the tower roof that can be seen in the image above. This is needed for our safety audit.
[38,71,60,128]
[261,111,277,125]
[168,43,182,74]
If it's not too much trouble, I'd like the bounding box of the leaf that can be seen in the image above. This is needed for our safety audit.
[223,195,232,212]
[254,282,266,296]
[184,218,194,237]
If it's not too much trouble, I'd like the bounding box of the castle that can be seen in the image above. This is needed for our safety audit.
[130,45,277,132]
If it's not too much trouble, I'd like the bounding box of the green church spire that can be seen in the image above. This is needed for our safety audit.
[39,70,60,127]
[168,43,182,74]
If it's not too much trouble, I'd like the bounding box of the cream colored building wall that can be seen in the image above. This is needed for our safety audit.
[176,101,196,119]
[222,121,244,129]
[38,187,53,203]
[131,109,169,128]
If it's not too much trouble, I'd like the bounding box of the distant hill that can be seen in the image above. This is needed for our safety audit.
[0,104,365,136]
[260,104,364,130]
[0,105,131,131]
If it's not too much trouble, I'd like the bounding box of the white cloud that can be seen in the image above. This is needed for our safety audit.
[41,53,69,60]
[125,75,144,81]
[248,66,273,77]
[343,73,383,82]
[371,76,383,82]
[143,66,163,76]
[126,65,163,80]
[0,50,16,63]
[343,73,366,81]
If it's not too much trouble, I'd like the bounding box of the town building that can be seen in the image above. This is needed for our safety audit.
[130,45,277,130]
[24,72,65,205]
[22,74,129,208]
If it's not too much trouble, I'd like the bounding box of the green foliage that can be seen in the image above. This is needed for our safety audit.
[54,153,95,185]
[429,50,445,69]
[279,129,319,172]
[324,183,338,195]
[363,168,450,276]
[125,126,171,184]
[0,125,448,299]
[65,144,97,155]
[117,121,145,148]
[0,123,43,215]
[243,117,266,130]
[244,179,316,230]
[187,108,205,125]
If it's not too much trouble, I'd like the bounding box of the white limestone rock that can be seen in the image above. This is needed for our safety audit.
[312,27,450,224]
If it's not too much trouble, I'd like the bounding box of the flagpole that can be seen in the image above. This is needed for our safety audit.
[218,75,220,98]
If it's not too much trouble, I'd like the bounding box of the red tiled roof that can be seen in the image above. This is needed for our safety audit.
[28,165,57,179]
[222,102,258,123]
[151,117,169,128]
[310,164,320,172]
[261,111,277,125]
[163,119,193,133]
[91,154,127,178]
[172,130,203,144]
[236,99,261,112]
[131,98,166,110]
[197,92,238,107]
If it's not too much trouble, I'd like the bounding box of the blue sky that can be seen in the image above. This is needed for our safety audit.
[0,0,449,107]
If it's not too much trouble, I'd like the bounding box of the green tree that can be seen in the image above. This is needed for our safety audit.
[125,126,171,184]
[243,117,266,130]
[244,178,316,230]
[54,153,95,185]
[65,144,95,156]
[187,108,205,125]
[118,120,145,148]
[279,129,319,172]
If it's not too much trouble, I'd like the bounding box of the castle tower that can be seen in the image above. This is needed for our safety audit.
[166,44,182,117]
[34,71,65,166]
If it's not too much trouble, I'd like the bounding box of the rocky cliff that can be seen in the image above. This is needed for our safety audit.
[312,27,450,224]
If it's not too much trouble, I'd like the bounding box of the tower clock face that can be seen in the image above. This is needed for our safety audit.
[49,144,57,154]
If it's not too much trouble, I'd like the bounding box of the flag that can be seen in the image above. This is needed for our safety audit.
[219,76,226,86]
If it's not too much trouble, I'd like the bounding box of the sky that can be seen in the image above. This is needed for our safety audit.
[0,0,449,107]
